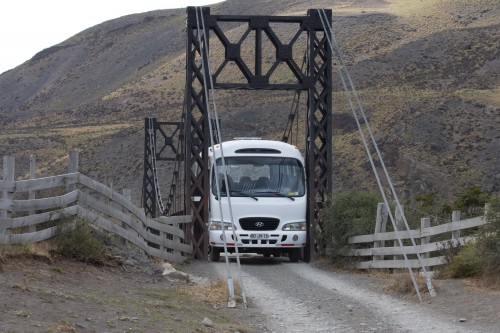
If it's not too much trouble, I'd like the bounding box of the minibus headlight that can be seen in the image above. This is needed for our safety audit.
[210,221,236,230]
[282,221,306,231]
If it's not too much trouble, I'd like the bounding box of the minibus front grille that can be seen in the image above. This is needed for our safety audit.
[239,217,280,231]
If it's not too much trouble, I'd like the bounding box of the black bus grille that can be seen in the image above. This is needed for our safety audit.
[239,217,280,231]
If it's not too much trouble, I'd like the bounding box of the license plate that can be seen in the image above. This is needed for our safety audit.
[250,233,269,239]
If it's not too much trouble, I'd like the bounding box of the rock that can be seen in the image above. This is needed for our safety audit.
[202,317,213,327]
[459,318,467,323]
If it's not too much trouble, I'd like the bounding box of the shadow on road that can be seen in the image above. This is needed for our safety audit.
[223,253,296,266]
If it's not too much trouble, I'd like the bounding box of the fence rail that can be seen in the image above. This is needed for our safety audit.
[0,153,191,263]
[346,203,488,269]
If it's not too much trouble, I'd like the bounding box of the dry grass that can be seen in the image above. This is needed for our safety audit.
[382,270,432,297]
[466,274,500,293]
[190,278,245,307]
[453,87,500,105]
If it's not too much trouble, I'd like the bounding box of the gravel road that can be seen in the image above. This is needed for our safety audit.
[187,254,497,333]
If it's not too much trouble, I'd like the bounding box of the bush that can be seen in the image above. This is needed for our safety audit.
[444,242,484,278]
[443,195,499,282]
[453,185,489,217]
[319,190,380,265]
[54,217,106,264]
[479,195,500,275]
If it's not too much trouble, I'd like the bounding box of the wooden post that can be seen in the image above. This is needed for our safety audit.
[484,203,490,223]
[451,211,461,240]
[67,150,79,192]
[393,205,405,261]
[122,188,131,247]
[1,155,15,243]
[420,217,430,269]
[68,150,79,173]
[28,155,36,232]
[373,203,388,261]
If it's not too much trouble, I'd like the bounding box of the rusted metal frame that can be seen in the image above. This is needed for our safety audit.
[185,7,210,259]
[155,121,182,160]
[208,13,310,90]
[143,118,157,218]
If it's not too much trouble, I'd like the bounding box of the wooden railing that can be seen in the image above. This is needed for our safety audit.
[346,203,488,269]
[0,153,192,263]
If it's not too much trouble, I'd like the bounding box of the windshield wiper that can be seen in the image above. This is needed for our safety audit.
[255,191,295,201]
[229,190,259,201]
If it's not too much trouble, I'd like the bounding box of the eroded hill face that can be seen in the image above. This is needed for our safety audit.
[0,0,498,204]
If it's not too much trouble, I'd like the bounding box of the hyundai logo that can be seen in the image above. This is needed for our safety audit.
[255,222,265,228]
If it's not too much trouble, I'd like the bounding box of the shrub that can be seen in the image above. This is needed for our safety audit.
[319,190,380,265]
[444,242,484,278]
[54,217,106,264]
[478,195,500,275]
[453,185,489,217]
[442,195,499,282]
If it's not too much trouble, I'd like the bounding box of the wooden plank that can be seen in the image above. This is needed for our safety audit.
[77,192,150,241]
[147,231,192,253]
[78,187,187,239]
[420,216,484,237]
[78,174,148,222]
[78,207,191,261]
[355,256,447,269]
[9,226,59,245]
[3,206,79,229]
[348,236,474,257]
[13,190,78,212]
[349,230,417,244]
[147,217,187,238]
[78,207,149,252]
[147,246,187,263]
[0,173,80,192]
[155,215,192,224]
[349,216,485,244]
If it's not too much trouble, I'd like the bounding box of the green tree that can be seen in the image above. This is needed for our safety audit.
[319,190,380,264]
[453,185,489,217]
[479,195,500,275]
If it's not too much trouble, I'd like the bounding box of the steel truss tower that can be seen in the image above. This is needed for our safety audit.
[185,7,332,260]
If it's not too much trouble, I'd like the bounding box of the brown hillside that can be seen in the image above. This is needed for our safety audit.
[0,0,498,206]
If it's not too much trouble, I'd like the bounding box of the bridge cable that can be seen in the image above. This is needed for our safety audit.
[195,7,248,308]
[147,116,167,215]
[282,49,307,145]
[318,9,435,301]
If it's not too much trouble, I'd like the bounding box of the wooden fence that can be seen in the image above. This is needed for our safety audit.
[347,203,488,270]
[0,152,192,263]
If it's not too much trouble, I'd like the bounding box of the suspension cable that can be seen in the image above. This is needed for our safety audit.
[195,7,247,308]
[318,9,435,301]
[148,116,167,215]
[282,49,307,145]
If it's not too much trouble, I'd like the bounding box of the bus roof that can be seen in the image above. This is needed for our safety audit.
[210,139,303,161]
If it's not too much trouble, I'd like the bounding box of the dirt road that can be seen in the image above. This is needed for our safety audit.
[186,254,500,333]
[1,252,498,332]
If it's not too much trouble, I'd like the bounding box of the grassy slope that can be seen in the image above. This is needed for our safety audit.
[0,0,498,204]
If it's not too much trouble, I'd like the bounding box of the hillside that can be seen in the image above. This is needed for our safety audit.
[0,0,498,207]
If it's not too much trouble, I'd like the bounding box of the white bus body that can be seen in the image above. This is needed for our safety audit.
[208,139,307,262]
